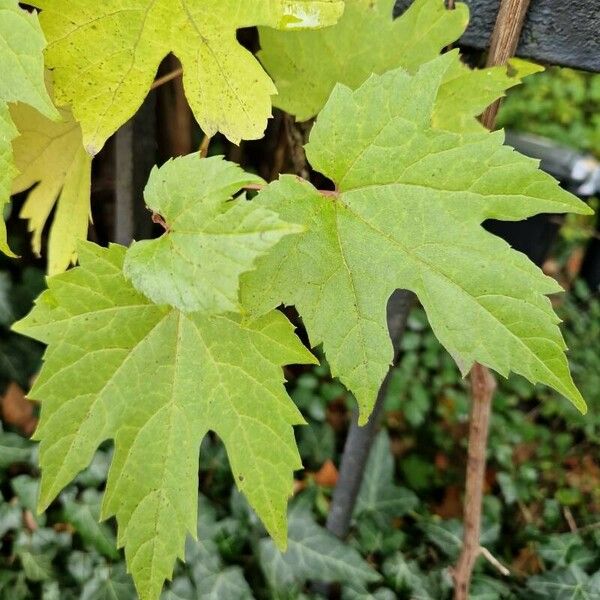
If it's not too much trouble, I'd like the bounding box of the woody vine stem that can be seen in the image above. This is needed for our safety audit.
[453,0,532,598]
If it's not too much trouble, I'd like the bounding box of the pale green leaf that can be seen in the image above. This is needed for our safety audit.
[242,54,591,422]
[0,0,58,257]
[0,104,18,256]
[432,56,543,133]
[33,0,344,153]
[124,155,301,314]
[0,0,57,119]
[11,99,91,274]
[258,510,380,593]
[14,242,316,600]
[259,0,540,129]
[259,0,467,121]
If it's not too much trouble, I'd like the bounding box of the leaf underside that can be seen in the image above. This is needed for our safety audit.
[14,242,316,600]
[32,0,344,153]
[242,54,591,422]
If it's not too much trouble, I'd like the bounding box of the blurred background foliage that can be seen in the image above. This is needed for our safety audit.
[498,67,600,157]
[1,65,600,599]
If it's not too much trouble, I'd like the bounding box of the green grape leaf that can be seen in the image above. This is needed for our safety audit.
[11,98,90,275]
[0,0,58,257]
[258,0,538,125]
[433,56,543,133]
[33,0,344,154]
[242,54,591,422]
[124,155,302,314]
[14,242,316,600]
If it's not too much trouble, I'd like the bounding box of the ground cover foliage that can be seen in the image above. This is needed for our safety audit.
[0,0,598,597]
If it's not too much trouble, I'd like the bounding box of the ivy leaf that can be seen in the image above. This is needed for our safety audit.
[242,54,591,422]
[186,536,255,599]
[14,242,316,600]
[10,97,90,275]
[33,0,344,154]
[527,566,600,599]
[124,155,302,314]
[355,431,418,524]
[259,0,538,126]
[80,564,137,600]
[258,509,380,594]
[62,490,119,560]
[0,0,58,256]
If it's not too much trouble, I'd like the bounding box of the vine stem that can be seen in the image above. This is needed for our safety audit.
[453,364,497,600]
[453,1,531,598]
[150,67,183,90]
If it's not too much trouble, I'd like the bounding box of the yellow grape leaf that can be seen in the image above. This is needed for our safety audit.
[11,101,91,275]
[33,0,344,154]
[0,0,58,256]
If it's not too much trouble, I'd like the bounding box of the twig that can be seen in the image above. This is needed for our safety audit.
[150,67,183,90]
[453,364,497,600]
[199,134,212,158]
[480,546,510,576]
[564,506,578,533]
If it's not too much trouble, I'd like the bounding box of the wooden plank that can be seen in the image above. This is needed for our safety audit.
[394,0,600,73]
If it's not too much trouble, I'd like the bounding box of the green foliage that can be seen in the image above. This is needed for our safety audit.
[258,0,541,126]
[355,431,418,525]
[0,0,58,256]
[32,0,344,152]
[1,308,599,598]
[0,263,44,392]
[124,155,300,313]
[527,567,600,599]
[243,54,590,421]
[259,506,381,596]
[498,67,600,157]
[14,242,316,599]
[2,0,595,597]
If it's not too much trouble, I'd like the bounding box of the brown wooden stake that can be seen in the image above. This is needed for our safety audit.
[481,0,532,127]
[453,1,531,598]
